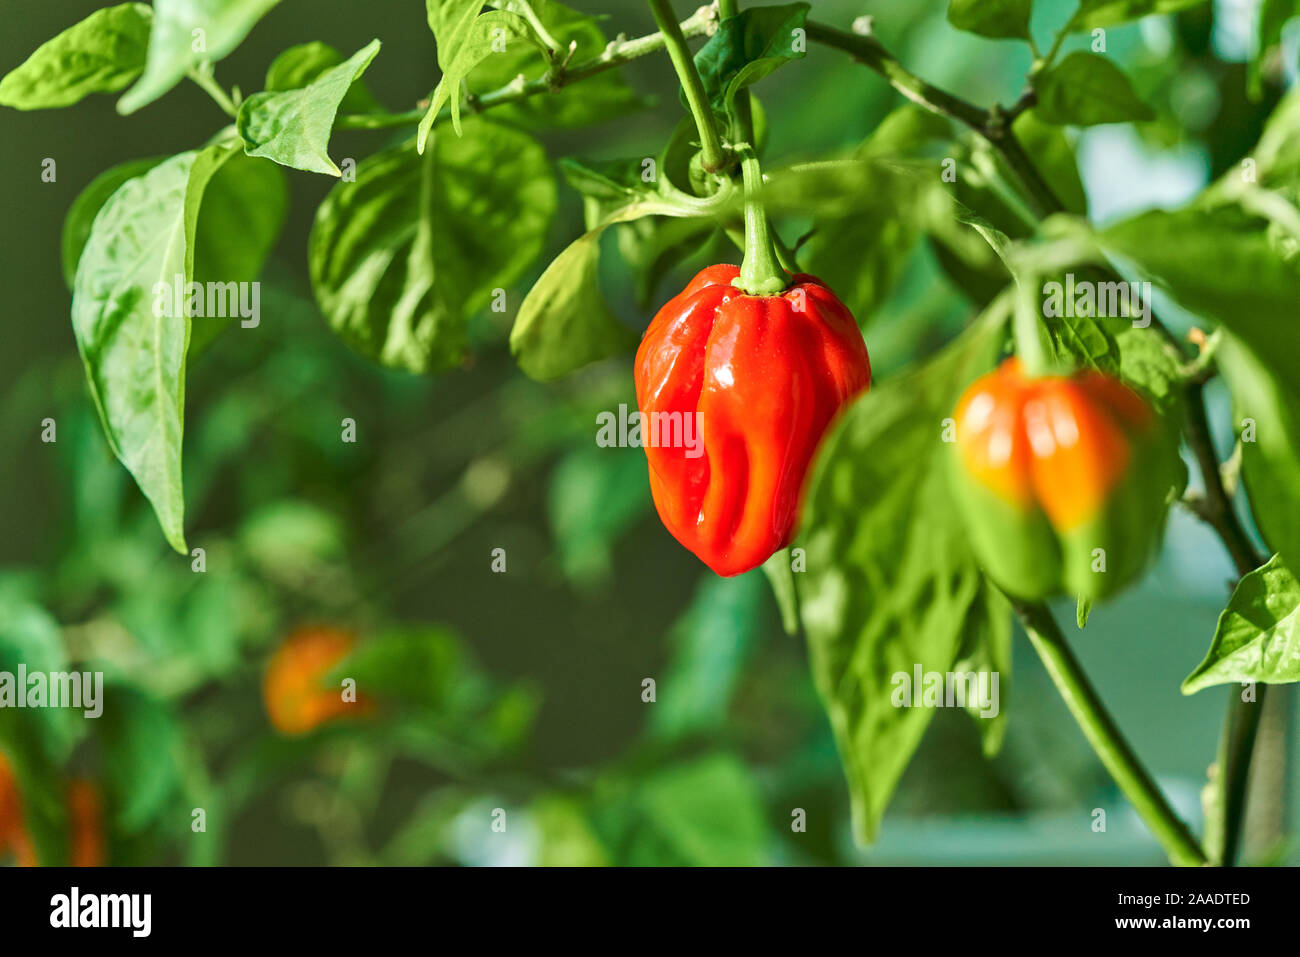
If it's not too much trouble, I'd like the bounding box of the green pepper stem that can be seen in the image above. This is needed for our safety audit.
[1015,599,1208,867]
[732,147,788,296]
[647,0,728,173]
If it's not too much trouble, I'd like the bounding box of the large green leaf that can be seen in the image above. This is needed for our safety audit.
[1033,52,1154,126]
[1183,554,1300,693]
[947,0,1032,39]
[547,444,650,587]
[797,303,1010,842]
[237,39,381,176]
[118,0,281,114]
[189,152,288,353]
[0,3,151,110]
[70,144,237,553]
[310,119,556,373]
[61,156,165,290]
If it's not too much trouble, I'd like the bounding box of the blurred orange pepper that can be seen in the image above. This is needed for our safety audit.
[264,626,372,735]
[0,752,37,867]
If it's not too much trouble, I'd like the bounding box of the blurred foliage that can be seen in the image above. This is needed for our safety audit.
[0,0,1298,867]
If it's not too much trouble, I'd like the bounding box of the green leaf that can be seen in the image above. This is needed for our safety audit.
[1033,52,1155,126]
[310,120,556,373]
[1217,335,1300,567]
[803,107,952,321]
[547,444,649,587]
[1100,207,1300,387]
[954,579,1012,755]
[189,152,288,353]
[70,144,237,553]
[1077,595,1092,628]
[947,0,1032,40]
[1115,325,1182,411]
[510,185,702,382]
[419,8,533,146]
[0,579,78,765]
[650,574,767,740]
[98,685,184,832]
[118,0,282,114]
[264,41,382,113]
[593,753,772,866]
[1073,0,1209,30]
[237,40,381,176]
[62,156,165,290]
[798,302,1009,842]
[693,2,810,117]
[1011,111,1089,215]
[472,1,645,130]
[0,3,151,110]
[1183,553,1300,693]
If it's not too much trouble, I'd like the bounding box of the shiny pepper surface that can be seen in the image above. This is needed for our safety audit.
[951,357,1178,600]
[635,264,871,577]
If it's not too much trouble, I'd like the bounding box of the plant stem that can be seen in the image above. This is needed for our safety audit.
[188,65,238,118]
[732,147,788,295]
[335,4,717,131]
[647,0,729,173]
[1015,600,1208,866]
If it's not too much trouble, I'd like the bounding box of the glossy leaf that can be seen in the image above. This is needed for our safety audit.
[0,2,151,110]
[238,40,381,176]
[1073,0,1209,30]
[61,156,165,290]
[70,144,237,553]
[310,120,556,373]
[264,40,382,114]
[119,0,282,114]
[1034,52,1154,126]
[797,303,1009,842]
[1183,554,1300,693]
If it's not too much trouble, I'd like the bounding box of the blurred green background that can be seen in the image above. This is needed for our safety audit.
[0,0,1296,865]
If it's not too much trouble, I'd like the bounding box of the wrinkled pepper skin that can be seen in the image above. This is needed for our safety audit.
[635,264,871,576]
[951,357,1178,600]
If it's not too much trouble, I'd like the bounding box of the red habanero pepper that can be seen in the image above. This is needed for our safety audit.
[635,264,871,576]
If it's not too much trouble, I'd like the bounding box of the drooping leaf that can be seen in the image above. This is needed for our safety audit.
[797,302,1009,842]
[947,0,1032,40]
[119,0,282,114]
[1011,110,1089,215]
[1033,52,1155,126]
[693,2,810,117]
[1217,335,1300,567]
[70,144,237,553]
[62,156,165,290]
[0,2,151,110]
[419,7,533,146]
[547,444,650,587]
[237,40,381,176]
[1183,554,1300,693]
[310,119,556,373]
[650,574,768,740]
[98,685,184,832]
[189,152,289,353]
[264,40,382,113]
